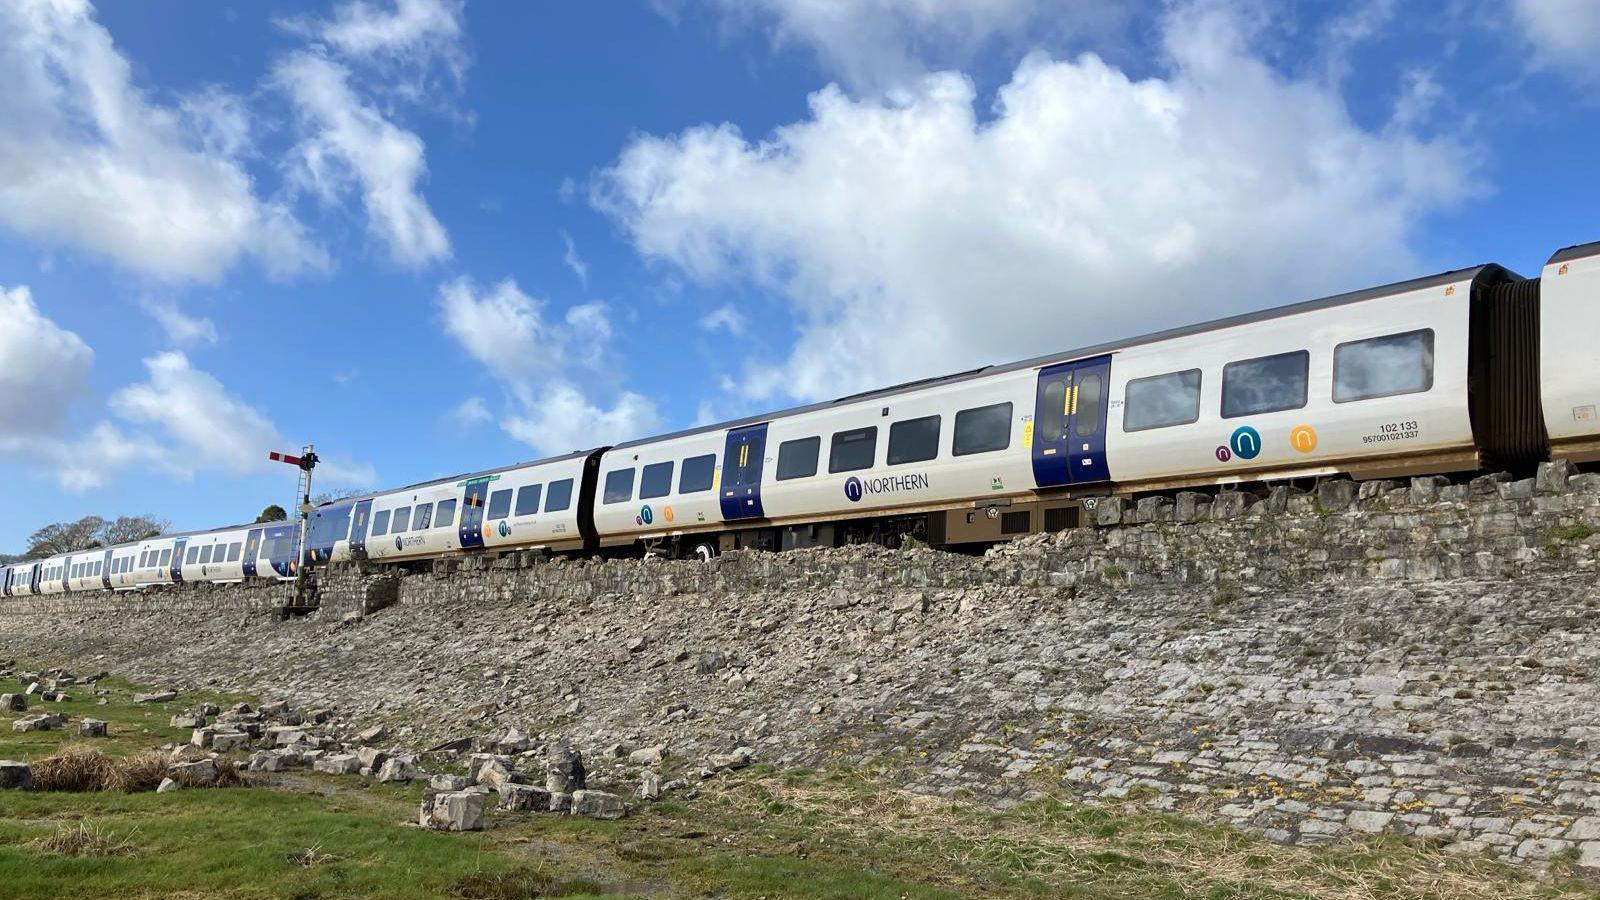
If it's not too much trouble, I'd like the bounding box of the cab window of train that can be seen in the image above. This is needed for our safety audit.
[777,437,820,481]
[640,461,674,499]
[435,499,457,527]
[888,415,941,465]
[545,479,574,512]
[1333,329,1434,403]
[415,504,434,531]
[228,543,242,562]
[679,455,716,493]
[487,489,513,520]
[515,485,542,516]
[371,509,390,536]
[829,426,878,473]
[604,468,636,504]
[1040,381,1068,441]
[1222,350,1309,418]
[391,507,412,533]
[1123,370,1202,432]
[1075,375,1104,437]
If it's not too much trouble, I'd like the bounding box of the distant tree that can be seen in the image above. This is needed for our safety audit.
[310,488,365,506]
[25,516,106,557]
[100,515,169,545]
[256,505,288,523]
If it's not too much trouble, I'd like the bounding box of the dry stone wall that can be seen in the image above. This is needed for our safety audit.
[4,461,1600,869]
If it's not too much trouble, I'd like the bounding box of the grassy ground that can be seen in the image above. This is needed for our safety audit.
[1,668,1597,899]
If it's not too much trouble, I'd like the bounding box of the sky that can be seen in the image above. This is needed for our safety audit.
[2,0,1599,552]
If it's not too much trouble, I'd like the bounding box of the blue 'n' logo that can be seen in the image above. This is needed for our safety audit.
[1229,426,1263,460]
[844,477,863,503]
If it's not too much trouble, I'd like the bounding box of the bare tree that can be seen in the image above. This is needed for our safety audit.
[311,488,365,506]
[100,515,170,545]
[25,516,106,557]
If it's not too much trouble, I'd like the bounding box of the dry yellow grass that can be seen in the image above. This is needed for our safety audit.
[29,745,115,792]
[106,753,167,793]
[28,821,138,858]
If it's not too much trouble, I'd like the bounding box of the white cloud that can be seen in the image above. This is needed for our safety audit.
[0,0,326,281]
[1512,0,1600,80]
[438,277,661,454]
[698,303,746,334]
[0,285,93,438]
[450,396,493,426]
[140,297,219,346]
[597,3,1478,403]
[561,230,589,287]
[681,0,1131,92]
[281,0,466,75]
[276,50,451,269]
[110,351,286,475]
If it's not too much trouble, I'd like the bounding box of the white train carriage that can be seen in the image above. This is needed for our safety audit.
[1540,241,1600,463]
[171,526,253,584]
[133,536,179,588]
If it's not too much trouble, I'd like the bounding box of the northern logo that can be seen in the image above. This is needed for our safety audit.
[1229,426,1262,460]
[845,473,928,503]
[636,505,654,526]
[844,477,863,503]
[497,520,511,538]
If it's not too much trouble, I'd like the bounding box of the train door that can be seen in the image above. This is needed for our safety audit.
[100,549,114,589]
[170,538,188,582]
[459,480,489,549]
[348,499,374,557]
[720,423,768,521]
[1032,356,1112,488]
[242,529,262,577]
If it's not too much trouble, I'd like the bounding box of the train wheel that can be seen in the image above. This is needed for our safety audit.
[692,541,719,562]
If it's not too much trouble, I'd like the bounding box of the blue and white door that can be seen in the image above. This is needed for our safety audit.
[720,423,767,521]
[1032,356,1112,488]
[242,528,262,578]
[459,480,489,549]
[170,538,188,582]
[348,499,374,557]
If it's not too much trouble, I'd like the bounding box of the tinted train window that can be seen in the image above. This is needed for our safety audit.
[186,547,199,565]
[1040,380,1068,441]
[829,427,878,473]
[160,549,171,567]
[1123,369,1202,431]
[201,546,214,564]
[640,461,674,499]
[1075,375,1104,437]
[679,455,716,493]
[391,507,411,533]
[515,485,542,516]
[487,489,512,520]
[604,468,635,504]
[435,499,457,527]
[545,479,573,512]
[777,437,820,480]
[371,510,390,536]
[228,543,242,562]
[888,416,940,465]
[1222,350,1309,418]
[1334,329,1434,403]
[139,551,148,567]
[954,403,1013,456]
[414,504,434,530]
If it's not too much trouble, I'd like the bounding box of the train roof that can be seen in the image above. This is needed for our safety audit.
[1550,241,1600,266]
[612,263,1510,450]
[314,449,596,508]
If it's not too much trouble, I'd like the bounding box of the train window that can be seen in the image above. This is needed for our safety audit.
[139,551,148,567]
[94,561,102,576]
[1334,329,1434,403]
[640,461,674,499]
[679,455,716,493]
[391,507,412,533]
[604,468,636,504]
[414,503,434,530]
[888,415,941,466]
[777,437,821,480]
[829,427,878,473]
[435,499,457,528]
[487,489,513,520]
[1222,350,1309,418]
[159,549,171,567]
[1040,380,1068,441]
[515,485,542,516]
[228,543,242,562]
[1123,369,1202,431]
[1075,375,1104,437]
[200,546,214,564]
[186,546,199,565]
[540,478,571,512]
[371,509,390,537]
[953,403,1013,456]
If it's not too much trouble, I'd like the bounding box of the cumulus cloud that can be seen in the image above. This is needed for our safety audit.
[1512,0,1600,80]
[281,0,466,80]
[276,51,452,269]
[699,304,746,334]
[597,3,1478,403]
[438,277,661,454]
[140,297,219,346]
[0,285,93,438]
[0,0,326,281]
[561,230,589,287]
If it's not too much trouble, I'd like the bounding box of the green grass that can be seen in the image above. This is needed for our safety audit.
[3,663,1599,899]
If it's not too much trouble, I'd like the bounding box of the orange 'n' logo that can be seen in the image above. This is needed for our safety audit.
[1290,425,1317,453]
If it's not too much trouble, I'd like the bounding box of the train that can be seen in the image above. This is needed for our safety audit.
[5,238,1598,597]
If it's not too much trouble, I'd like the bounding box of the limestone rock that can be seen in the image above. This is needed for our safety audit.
[0,694,25,712]
[571,789,627,820]
[78,718,108,738]
[498,782,552,812]
[134,691,178,704]
[0,761,32,791]
[312,753,360,775]
[424,791,485,831]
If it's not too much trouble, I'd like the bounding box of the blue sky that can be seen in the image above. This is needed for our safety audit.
[2,0,1598,552]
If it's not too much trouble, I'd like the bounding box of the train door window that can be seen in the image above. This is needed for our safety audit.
[1040,380,1068,440]
[603,468,636,504]
[640,462,674,499]
[435,499,457,527]
[200,546,214,564]
[391,507,412,533]
[1075,375,1104,436]
[159,549,171,567]
[1123,370,1202,431]
[1222,350,1309,418]
[371,509,390,536]
[545,479,574,512]
[679,455,716,493]
[888,415,941,465]
[1334,329,1434,402]
[227,543,242,562]
[515,485,542,516]
[777,437,820,480]
[487,489,513,520]
[186,546,199,565]
[415,504,434,530]
[953,402,1012,455]
[829,427,878,473]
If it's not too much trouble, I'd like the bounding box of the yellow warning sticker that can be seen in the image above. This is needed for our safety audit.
[1022,422,1034,448]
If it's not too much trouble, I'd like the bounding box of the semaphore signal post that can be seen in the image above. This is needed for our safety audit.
[270,443,319,610]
